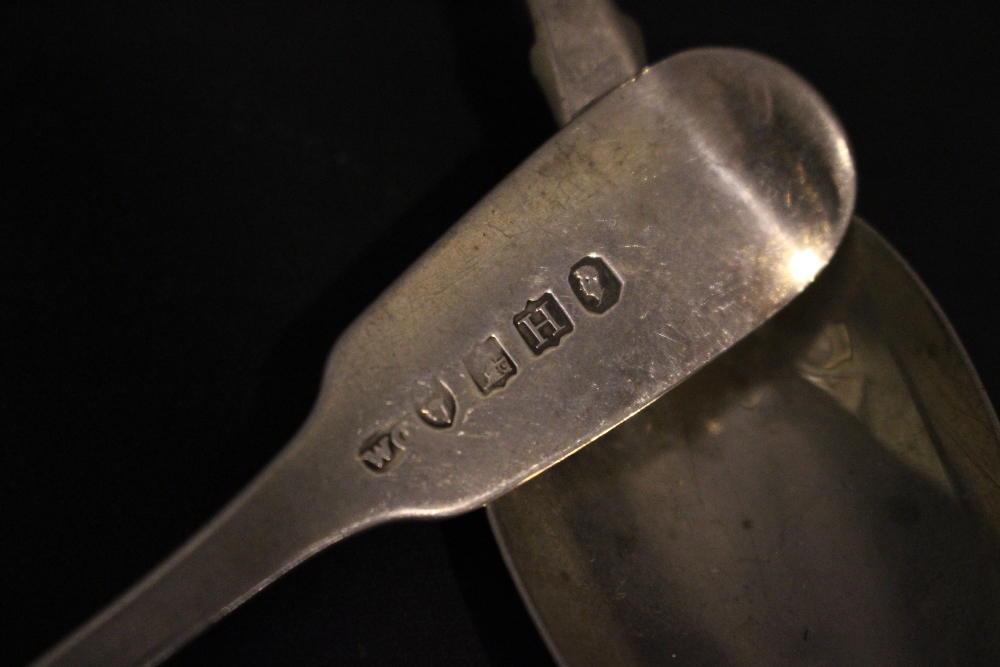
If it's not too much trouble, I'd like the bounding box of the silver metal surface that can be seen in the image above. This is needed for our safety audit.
[527,0,646,125]
[488,8,1000,663]
[488,219,1000,666]
[29,45,855,667]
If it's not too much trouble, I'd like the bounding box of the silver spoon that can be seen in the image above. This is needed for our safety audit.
[490,217,1000,666]
[27,18,855,667]
[489,2,1000,665]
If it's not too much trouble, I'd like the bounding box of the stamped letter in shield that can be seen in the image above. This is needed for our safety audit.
[513,292,573,355]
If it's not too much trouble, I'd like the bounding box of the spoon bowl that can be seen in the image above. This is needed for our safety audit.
[489,218,1000,666]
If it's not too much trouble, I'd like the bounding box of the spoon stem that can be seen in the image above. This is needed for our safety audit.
[31,425,375,667]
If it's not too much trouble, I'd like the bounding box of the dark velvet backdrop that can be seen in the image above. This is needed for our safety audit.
[2,2,998,665]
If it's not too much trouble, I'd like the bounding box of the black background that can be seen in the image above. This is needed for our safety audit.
[2,1,998,665]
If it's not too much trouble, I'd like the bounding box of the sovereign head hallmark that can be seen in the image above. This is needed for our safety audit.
[569,256,621,314]
[513,292,573,355]
[463,335,517,395]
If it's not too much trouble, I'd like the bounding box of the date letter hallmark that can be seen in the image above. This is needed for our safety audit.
[358,422,411,473]
[514,292,573,355]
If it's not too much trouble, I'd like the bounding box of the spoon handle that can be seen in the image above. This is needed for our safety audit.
[525,0,646,125]
[29,44,855,667]
[30,424,378,667]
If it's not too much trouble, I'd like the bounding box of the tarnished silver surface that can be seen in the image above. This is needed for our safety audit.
[488,219,1000,666]
[527,0,646,125]
[488,4,1000,666]
[29,47,855,667]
